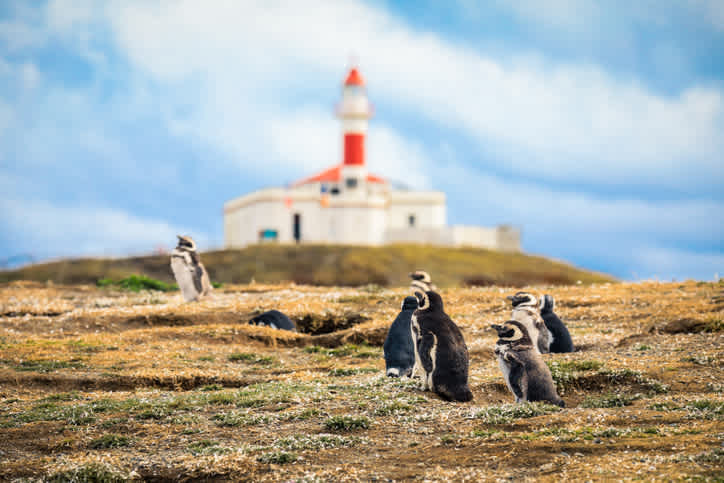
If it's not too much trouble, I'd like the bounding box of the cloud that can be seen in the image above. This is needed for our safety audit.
[0,198,205,259]
[96,0,724,195]
[631,246,724,281]
[0,0,721,280]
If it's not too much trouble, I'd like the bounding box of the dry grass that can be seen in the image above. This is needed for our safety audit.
[0,279,722,481]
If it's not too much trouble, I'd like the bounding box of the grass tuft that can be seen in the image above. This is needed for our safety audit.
[324,415,370,431]
[89,434,131,449]
[257,451,298,464]
[188,439,231,456]
[46,463,126,483]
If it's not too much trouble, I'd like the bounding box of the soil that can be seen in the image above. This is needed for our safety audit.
[0,280,722,481]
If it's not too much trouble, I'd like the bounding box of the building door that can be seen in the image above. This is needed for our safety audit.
[293,213,301,243]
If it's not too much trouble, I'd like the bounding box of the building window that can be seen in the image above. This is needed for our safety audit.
[345,178,358,189]
[408,214,416,227]
[330,186,340,195]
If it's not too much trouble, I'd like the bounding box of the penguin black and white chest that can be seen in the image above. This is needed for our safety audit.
[410,286,473,402]
[492,320,564,407]
[249,310,296,332]
[383,296,418,377]
[506,292,551,354]
[170,235,213,302]
[540,294,574,353]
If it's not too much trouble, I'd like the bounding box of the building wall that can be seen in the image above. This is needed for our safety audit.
[387,190,446,230]
[223,186,520,251]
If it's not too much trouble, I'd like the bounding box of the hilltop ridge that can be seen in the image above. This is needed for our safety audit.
[0,244,613,287]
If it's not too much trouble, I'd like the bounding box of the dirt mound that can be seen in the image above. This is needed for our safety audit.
[293,312,371,335]
[650,317,723,334]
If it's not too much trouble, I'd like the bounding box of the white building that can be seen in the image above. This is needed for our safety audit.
[223,67,520,251]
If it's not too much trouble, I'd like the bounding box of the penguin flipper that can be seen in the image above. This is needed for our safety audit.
[504,352,527,402]
[418,331,436,374]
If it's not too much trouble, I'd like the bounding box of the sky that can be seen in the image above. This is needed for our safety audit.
[0,0,722,281]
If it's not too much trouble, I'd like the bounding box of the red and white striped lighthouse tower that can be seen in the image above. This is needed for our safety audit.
[337,67,373,189]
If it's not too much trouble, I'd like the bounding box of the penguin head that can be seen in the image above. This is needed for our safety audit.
[540,294,555,313]
[409,270,432,284]
[176,235,197,251]
[410,279,432,293]
[491,320,532,345]
[506,291,538,308]
[401,296,419,311]
[411,284,443,313]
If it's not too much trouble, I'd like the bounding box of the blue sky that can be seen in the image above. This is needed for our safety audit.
[1,0,722,280]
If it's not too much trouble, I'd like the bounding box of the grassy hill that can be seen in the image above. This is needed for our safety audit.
[0,244,613,287]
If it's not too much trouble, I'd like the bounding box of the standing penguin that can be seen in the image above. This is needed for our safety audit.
[170,235,212,302]
[492,320,564,407]
[540,294,574,353]
[506,292,551,354]
[410,285,473,402]
[249,310,296,331]
[383,296,418,377]
[409,270,437,291]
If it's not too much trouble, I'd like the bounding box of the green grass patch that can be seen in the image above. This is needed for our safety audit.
[274,434,361,450]
[213,411,271,427]
[474,402,562,425]
[97,274,178,292]
[324,415,370,431]
[199,384,223,391]
[305,344,379,358]
[46,463,126,483]
[373,401,414,416]
[282,408,320,421]
[188,439,231,456]
[328,367,377,377]
[648,399,724,420]
[14,359,86,373]
[42,391,81,402]
[227,352,276,365]
[89,434,131,449]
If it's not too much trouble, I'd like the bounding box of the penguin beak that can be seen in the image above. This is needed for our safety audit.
[491,324,504,333]
[505,295,514,301]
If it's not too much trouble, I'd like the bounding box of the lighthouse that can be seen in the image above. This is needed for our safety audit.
[222,65,521,251]
[337,67,373,197]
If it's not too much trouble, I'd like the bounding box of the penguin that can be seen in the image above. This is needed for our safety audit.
[249,310,296,332]
[170,235,213,302]
[506,292,551,354]
[492,320,564,407]
[409,270,437,291]
[410,284,473,402]
[383,296,418,377]
[539,294,574,353]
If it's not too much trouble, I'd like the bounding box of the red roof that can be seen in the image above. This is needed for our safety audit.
[344,67,365,86]
[291,164,386,187]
